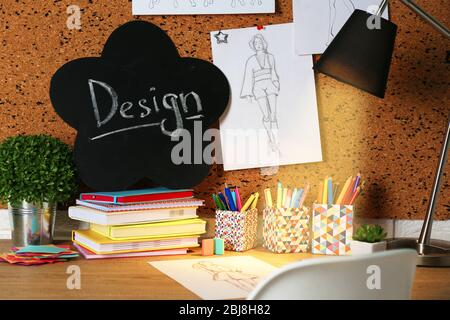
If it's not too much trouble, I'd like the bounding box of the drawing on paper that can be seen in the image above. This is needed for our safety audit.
[148,0,263,9]
[192,261,260,292]
[327,0,355,45]
[240,34,280,152]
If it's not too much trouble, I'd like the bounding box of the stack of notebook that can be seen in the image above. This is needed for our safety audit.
[69,188,205,259]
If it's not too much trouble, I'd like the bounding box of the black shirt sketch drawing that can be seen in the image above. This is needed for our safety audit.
[240,34,280,152]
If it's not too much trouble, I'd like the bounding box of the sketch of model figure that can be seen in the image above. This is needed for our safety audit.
[241,34,280,152]
[193,261,260,292]
[149,0,213,9]
[327,0,355,44]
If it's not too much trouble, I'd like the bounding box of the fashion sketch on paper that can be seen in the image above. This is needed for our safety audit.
[149,0,212,9]
[240,34,280,152]
[192,261,259,292]
[328,0,355,45]
[148,0,263,9]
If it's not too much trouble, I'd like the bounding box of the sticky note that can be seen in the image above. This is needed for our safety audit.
[214,238,224,255]
[201,239,214,256]
[16,245,66,254]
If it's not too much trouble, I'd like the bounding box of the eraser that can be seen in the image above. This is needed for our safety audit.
[214,238,225,255]
[201,239,214,256]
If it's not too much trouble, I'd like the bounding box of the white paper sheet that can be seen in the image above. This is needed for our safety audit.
[133,0,275,15]
[211,23,322,171]
[149,256,277,299]
[294,0,389,55]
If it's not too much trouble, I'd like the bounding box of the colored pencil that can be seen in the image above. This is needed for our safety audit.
[342,176,356,205]
[218,192,229,210]
[317,181,323,203]
[299,184,309,209]
[336,176,352,205]
[251,192,259,209]
[276,181,282,208]
[264,188,273,208]
[322,177,328,204]
[235,187,243,211]
[241,193,255,212]
[284,189,292,208]
[349,186,361,205]
[290,188,298,208]
[327,177,333,206]
[333,183,340,203]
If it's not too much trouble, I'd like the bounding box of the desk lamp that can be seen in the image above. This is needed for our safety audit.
[314,0,450,267]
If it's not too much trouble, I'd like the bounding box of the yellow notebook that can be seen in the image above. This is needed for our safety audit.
[90,218,206,240]
[72,229,200,254]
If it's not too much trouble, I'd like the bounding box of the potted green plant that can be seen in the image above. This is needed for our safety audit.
[351,224,387,255]
[0,135,77,246]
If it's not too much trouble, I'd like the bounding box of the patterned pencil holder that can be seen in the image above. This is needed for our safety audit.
[214,208,258,252]
[312,204,354,256]
[263,207,310,254]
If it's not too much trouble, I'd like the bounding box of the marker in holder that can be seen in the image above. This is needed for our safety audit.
[263,206,310,254]
[214,208,258,252]
[311,204,354,256]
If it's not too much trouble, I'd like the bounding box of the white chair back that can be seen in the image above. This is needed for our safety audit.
[248,249,417,300]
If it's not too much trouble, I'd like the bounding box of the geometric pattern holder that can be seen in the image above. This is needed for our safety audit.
[312,204,353,255]
[263,207,310,254]
[215,208,258,252]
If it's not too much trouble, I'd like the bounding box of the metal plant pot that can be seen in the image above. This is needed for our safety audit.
[8,201,56,247]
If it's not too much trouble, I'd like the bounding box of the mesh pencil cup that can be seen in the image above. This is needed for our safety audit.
[311,204,354,256]
[214,208,258,252]
[263,206,310,254]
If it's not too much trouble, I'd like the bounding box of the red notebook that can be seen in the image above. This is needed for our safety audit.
[80,188,194,204]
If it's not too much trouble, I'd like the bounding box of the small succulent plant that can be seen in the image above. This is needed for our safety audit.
[353,224,387,243]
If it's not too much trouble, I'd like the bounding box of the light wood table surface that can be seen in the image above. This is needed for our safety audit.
[0,240,449,300]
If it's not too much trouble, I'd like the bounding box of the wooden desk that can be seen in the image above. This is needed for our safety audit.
[0,240,449,300]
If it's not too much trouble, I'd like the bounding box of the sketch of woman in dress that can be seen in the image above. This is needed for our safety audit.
[192,261,260,292]
[327,0,356,45]
[240,34,280,152]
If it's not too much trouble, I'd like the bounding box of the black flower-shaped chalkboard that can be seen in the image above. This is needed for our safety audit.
[50,21,229,191]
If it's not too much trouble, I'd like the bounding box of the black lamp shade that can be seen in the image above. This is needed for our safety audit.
[314,9,398,98]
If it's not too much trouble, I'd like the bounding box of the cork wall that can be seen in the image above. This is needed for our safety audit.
[0,0,448,219]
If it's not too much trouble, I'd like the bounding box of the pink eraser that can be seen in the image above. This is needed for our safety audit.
[201,239,215,256]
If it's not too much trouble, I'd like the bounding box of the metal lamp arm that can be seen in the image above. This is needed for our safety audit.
[376,0,450,39]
